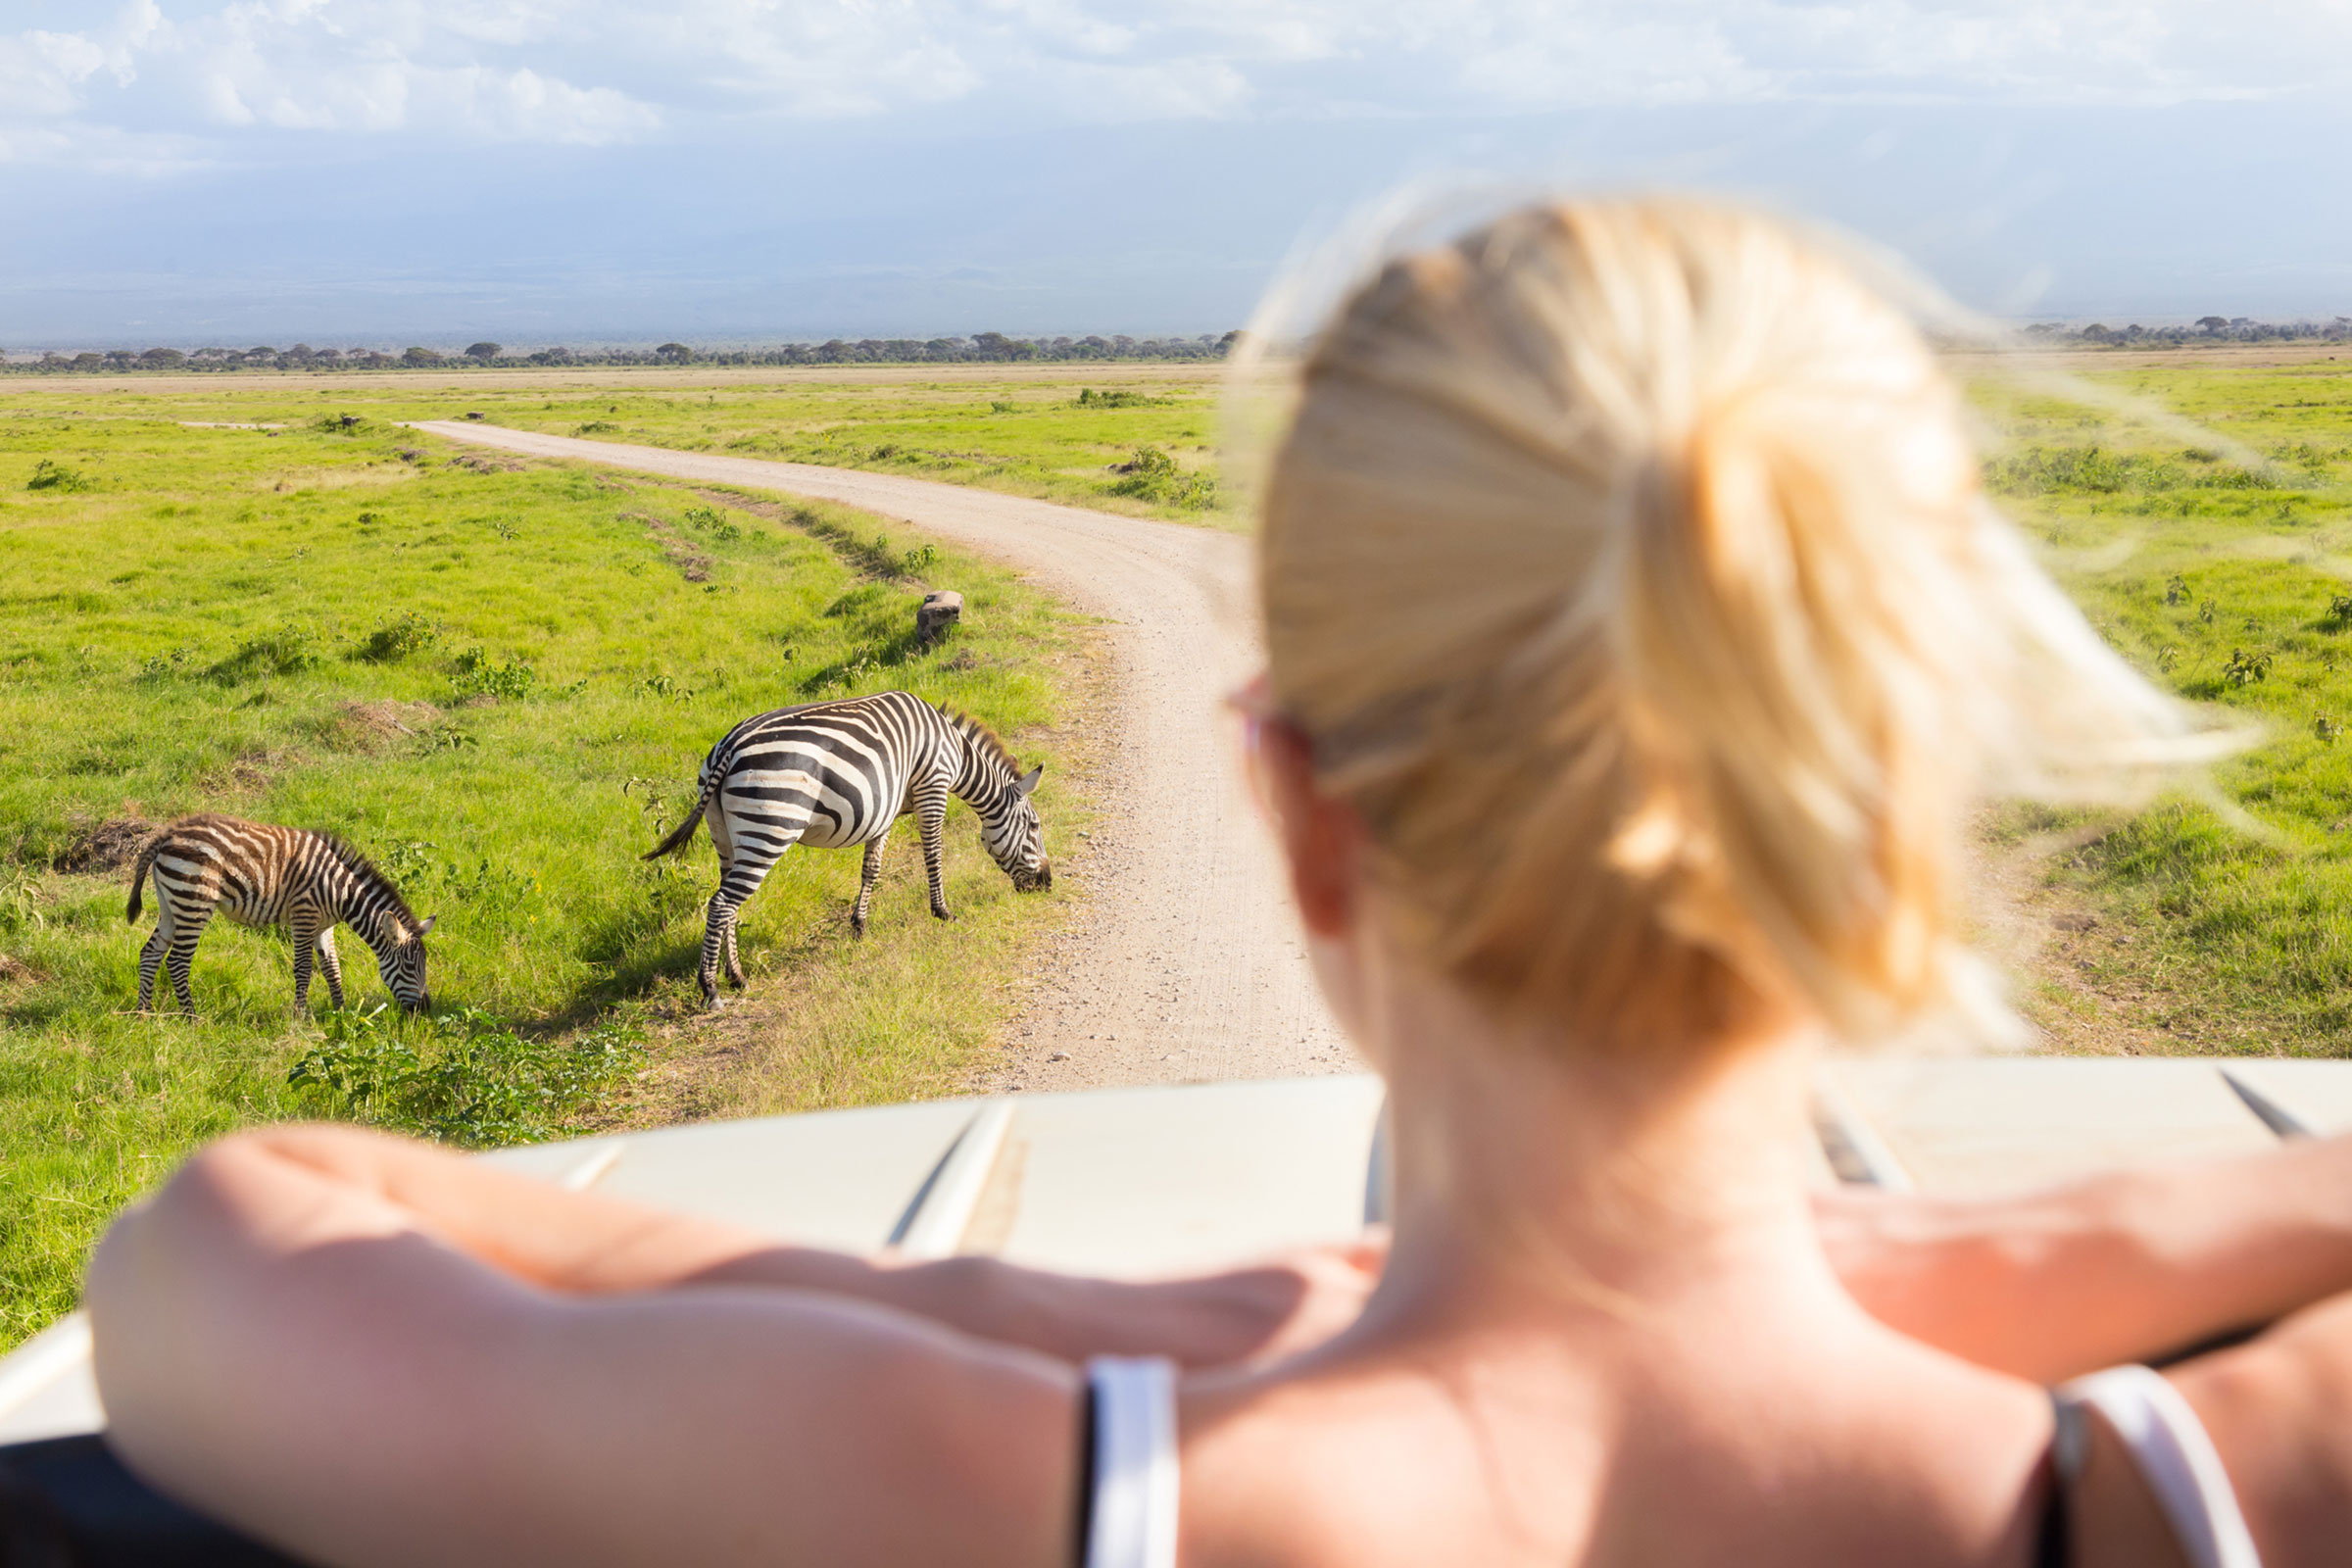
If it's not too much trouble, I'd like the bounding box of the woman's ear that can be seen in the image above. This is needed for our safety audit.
[1259,719,1364,939]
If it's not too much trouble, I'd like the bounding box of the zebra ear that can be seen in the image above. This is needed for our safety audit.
[1016,765,1042,797]
[416,915,438,937]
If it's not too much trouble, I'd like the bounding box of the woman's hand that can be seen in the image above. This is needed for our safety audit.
[1090,1230,1390,1369]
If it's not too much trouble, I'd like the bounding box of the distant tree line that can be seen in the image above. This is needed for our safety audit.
[2020,317,2352,347]
[0,331,1244,373]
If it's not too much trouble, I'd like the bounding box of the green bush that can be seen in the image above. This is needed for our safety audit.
[1988,444,2273,498]
[450,646,536,701]
[1107,446,1217,511]
[25,461,92,493]
[287,1005,647,1148]
[681,505,743,542]
[354,611,439,663]
[210,622,322,682]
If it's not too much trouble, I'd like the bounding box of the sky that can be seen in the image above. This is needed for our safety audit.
[3,1,2349,348]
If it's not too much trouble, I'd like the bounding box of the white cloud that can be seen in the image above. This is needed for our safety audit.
[5,0,2351,169]
[0,0,661,159]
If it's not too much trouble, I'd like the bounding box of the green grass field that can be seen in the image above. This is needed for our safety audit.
[0,392,1088,1344]
[7,366,1233,528]
[496,379,1227,521]
[1970,358,2352,1054]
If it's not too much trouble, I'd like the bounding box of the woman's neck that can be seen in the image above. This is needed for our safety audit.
[1341,936,1851,1347]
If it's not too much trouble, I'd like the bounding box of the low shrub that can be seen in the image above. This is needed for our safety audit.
[25,461,92,493]
[450,646,536,701]
[287,1005,646,1147]
[1107,445,1217,510]
[354,611,440,663]
[681,505,743,542]
[210,622,322,682]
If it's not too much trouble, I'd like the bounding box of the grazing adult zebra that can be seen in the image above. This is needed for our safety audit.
[126,813,436,1015]
[645,691,1051,1008]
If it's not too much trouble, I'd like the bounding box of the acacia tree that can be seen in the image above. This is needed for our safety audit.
[465,342,502,360]
[655,342,693,363]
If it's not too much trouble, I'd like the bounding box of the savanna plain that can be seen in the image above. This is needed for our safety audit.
[2,352,2350,1346]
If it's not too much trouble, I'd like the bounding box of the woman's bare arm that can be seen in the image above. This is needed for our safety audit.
[93,1120,1379,1392]
[1816,1131,2352,1382]
[210,1123,1380,1368]
[88,1126,1081,1568]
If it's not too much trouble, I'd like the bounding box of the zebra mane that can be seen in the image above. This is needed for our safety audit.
[318,833,423,930]
[941,705,1022,777]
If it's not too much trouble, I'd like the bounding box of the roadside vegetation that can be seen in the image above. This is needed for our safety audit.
[1974,361,2352,1055]
[0,394,1086,1345]
[0,368,1232,527]
[492,377,1230,522]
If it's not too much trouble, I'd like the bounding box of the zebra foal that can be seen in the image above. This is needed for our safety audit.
[126,813,436,1015]
[645,691,1051,1008]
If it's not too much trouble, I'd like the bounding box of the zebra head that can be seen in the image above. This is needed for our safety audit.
[372,912,437,1012]
[982,763,1052,893]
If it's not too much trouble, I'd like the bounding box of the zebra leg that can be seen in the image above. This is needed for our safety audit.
[851,822,896,937]
[698,888,748,1008]
[317,927,346,1009]
[136,903,172,1013]
[290,912,320,1014]
[722,910,746,992]
[697,835,782,1009]
[915,783,952,920]
[165,907,212,1015]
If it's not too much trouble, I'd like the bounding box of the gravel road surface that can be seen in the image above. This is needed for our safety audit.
[409,421,1350,1089]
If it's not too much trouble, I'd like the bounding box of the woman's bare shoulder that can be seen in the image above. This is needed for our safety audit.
[2168,1293,2352,1568]
[1178,1359,1570,1568]
[1169,1336,2053,1568]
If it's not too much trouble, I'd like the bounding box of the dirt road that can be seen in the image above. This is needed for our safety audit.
[410,421,1348,1089]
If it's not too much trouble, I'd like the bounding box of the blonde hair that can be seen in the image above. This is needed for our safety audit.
[1257,197,2198,1051]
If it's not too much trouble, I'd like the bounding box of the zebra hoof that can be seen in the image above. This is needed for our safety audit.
[931,907,954,922]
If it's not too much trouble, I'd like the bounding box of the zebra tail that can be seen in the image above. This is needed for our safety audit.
[643,799,708,861]
[125,832,164,924]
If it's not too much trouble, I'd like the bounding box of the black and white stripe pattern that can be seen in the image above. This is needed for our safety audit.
[645,691,1051,1007]
[126,813,436,1015]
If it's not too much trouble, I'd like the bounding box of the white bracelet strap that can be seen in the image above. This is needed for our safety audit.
[2055,1365,2262,1568]
[1083,1356,1179,1568]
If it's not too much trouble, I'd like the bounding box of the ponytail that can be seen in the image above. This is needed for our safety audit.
[1258,197,2200,1052]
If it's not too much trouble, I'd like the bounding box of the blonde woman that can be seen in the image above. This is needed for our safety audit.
[87,200,2352,1567]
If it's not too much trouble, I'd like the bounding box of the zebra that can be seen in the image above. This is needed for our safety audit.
[644,691,1051,1008]
[126,813,436,1015]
